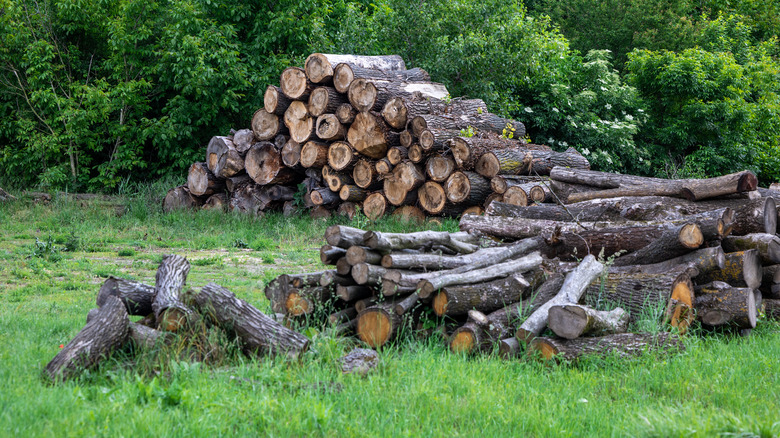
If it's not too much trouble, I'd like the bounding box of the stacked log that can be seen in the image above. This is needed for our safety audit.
[165,53,531,220]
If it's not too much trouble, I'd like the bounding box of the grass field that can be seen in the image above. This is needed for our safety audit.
[1,182,778,437]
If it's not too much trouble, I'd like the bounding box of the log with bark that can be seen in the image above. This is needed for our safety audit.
[722,233,780,265]
[516,255,605,344]
[97,277,155,316]
[187,162,225,197]
[162,186,204,212]
[432,274,528,316]
[364,230,480,254]
[476,147,589,178]
[195,283,310,358]
[381,96,487,130]
[328,141,359,171]
[445,171,491,205]
[44,295,130,381]
[206,136,244,178]
[353,159,379,189]
[152,254,192,331]
[308,87,348,117]
[426,155,456,183]
[307,53,408,86]
[280,67,313,100]
[251,108,286,142]
[450,305,525,354]
[356,301,409,348]
[694,281,757,329]
[696,250,762,289]
[245,142,300,185]
[347,78,449,113]
[284,101,314,144]
[529,332,684,362]
[363,192,388,221]
[264,85,294,116]
[300,141,330,169]
[411,113,525,139]
[325,225,367,248]
[333,63,430,92]
[549,167,758,203]
[547,304,629,339]
[347,112,401,159]
[315,114,346,141]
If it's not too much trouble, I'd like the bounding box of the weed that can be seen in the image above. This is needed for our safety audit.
[459,125,476,137]
[118,248,136,257]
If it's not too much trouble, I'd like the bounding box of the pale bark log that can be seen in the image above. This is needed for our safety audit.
[548,304,629,339]
[529,332,684,361]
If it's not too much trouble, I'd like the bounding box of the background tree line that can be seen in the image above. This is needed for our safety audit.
[0,0,778,191]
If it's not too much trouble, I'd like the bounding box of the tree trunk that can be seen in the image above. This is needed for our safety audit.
[245,142,300,185]
[380,239,532,271]
[283,101,314,144]
[232,129,255,154]
[411,113,525,139]
[476,147,589,178]
[251,108,286,141]
[320,244,347,265]
[44,296,129,381]
[299,141,329,168]
[315,114,346,141]
[418,128,460,152]
[187,162,225,197]
[345,245,383,266]
[722,233,780,265]
[195,283,310,358]
[529,332,684,361]
[336,103,357,124]
[610,222,704,266]
[348,78,449,113]
[162,186,203,212]
[353,159,379,189]
[394,291,423,316]
[152,254,191,332]
[445,171,491,205]
[285,287,333,316]
[450,304,525,354]
[694,281,757,328]
[310,187,340,206]
[327,141,359,171]
[207,136,244,178]
[347,112,400,159]
[325,225,367,248]
[516,255,605,343]
[548,304,629,339]
[426,155,456,183]
[449,136,524,170]
[319,270,354,288]
[525,273,567,312]
[337,284,374,302]
[307,53,408,86]
[550,167,758,203]
[417,251,541,298]
[433,274,527,316]
[97,277,155,316]
[364,229,480,254]
[339,185,367,202]
[264,85,294,116]
[696,249,762,289]
[202,193,226,210]
[281,139,302,168]
[363,192,387,221]
[308,86,347,117]
[333,61,427,92]
[381,96,488,130]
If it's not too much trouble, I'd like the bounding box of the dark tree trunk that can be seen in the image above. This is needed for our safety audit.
[152,254,191,332]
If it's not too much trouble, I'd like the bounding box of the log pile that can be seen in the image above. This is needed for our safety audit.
[267,169,780,361]
[44,255,309,382]
[162,53,582,221]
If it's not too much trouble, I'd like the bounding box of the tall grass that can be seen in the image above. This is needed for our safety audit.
[0,186,778,437]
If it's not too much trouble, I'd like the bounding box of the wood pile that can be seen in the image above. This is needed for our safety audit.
[164,53,592,220]
[44,255,309,381]
[268,168,780,361]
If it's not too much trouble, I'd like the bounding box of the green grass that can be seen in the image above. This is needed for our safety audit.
[0,185,778,437]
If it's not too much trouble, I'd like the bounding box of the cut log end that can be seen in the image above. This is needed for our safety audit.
[679,223,704,249]
[450,329,476,354]
[432,292,448,316]
[285,292,312,316]
[357,308,394,349]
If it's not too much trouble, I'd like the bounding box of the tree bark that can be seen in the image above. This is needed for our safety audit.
[333,61,427,92]
[347,78,448,113]
[722,233,780,265]
[548,304,629,339]
[44,296,129,381]
[195,283,310,358]
[152,254,191,332]
[450,304,525,354]
[351,263,389,286]
[381,96,488,130]
[207,136,244,178]
[516,255,605,343]
[411,113,525,139]
[232,128,255,154]
[433,274,527,316]
[320,244,347,265]
[308,86,347,117]
[337,284,374,302]
[325,225,366,248]
[694,281,757,329]
[264,85,293,116]
[476,147,589,178]
[245,142,300,185]
[444,171,491,205]
[346,245,383,266]
[417,251,541,298]
[550,167,758,203]
[339,185,367,203]
[310,187,340,206]
[696,249,762,289]
[610,222,704,266]
[449,136,525,170]
[375,157,393,175]
[308,53,408,87]
[529,332,684,361]
[97,277,155,316]
[765,299,780,319]
[364,230,480,254]
[418,128,460,152]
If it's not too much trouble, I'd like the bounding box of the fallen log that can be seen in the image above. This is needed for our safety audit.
[44,295,130,381]
[516,255,605,344]
[97,277,155,316]
[356,301,408,348]
[307,53,408,86]
[347,78,449,113]
[195,283,310,358]
[548,304,629,339]
[432,273,528,316]
[381,96,487,130]
[529,332,684,362]
[476,147,590,178]
[722,233,780,265]
[450,305,525,354]
[696,250,762,289]
[364,230,479,254]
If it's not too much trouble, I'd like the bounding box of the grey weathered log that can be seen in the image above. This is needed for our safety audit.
[347,78,449,113]
[207,136,244,178]
[529,332,684,361]
[319,270,355,287]
[320,244,347,265]
[416,252,540,298]
[195,283,310,358]
[307,53,407,86]
[548,304,629,339]
[346,246,383,266]
[187,162,225,197]
[333,60,426,92]
[450,303,525,354]
[97,276,155,316]
[351,263,388,286]
[364,230,480,254]
[44,295,130,381]
[264,275,289,314]
[337,284,374,302]
[394,291,422,316]
[382,96,487,131]
[152,254,191,332]
[325,225,366,248]
[516,255,605,344]
[611,222,704,266]
[381,240,532,271]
